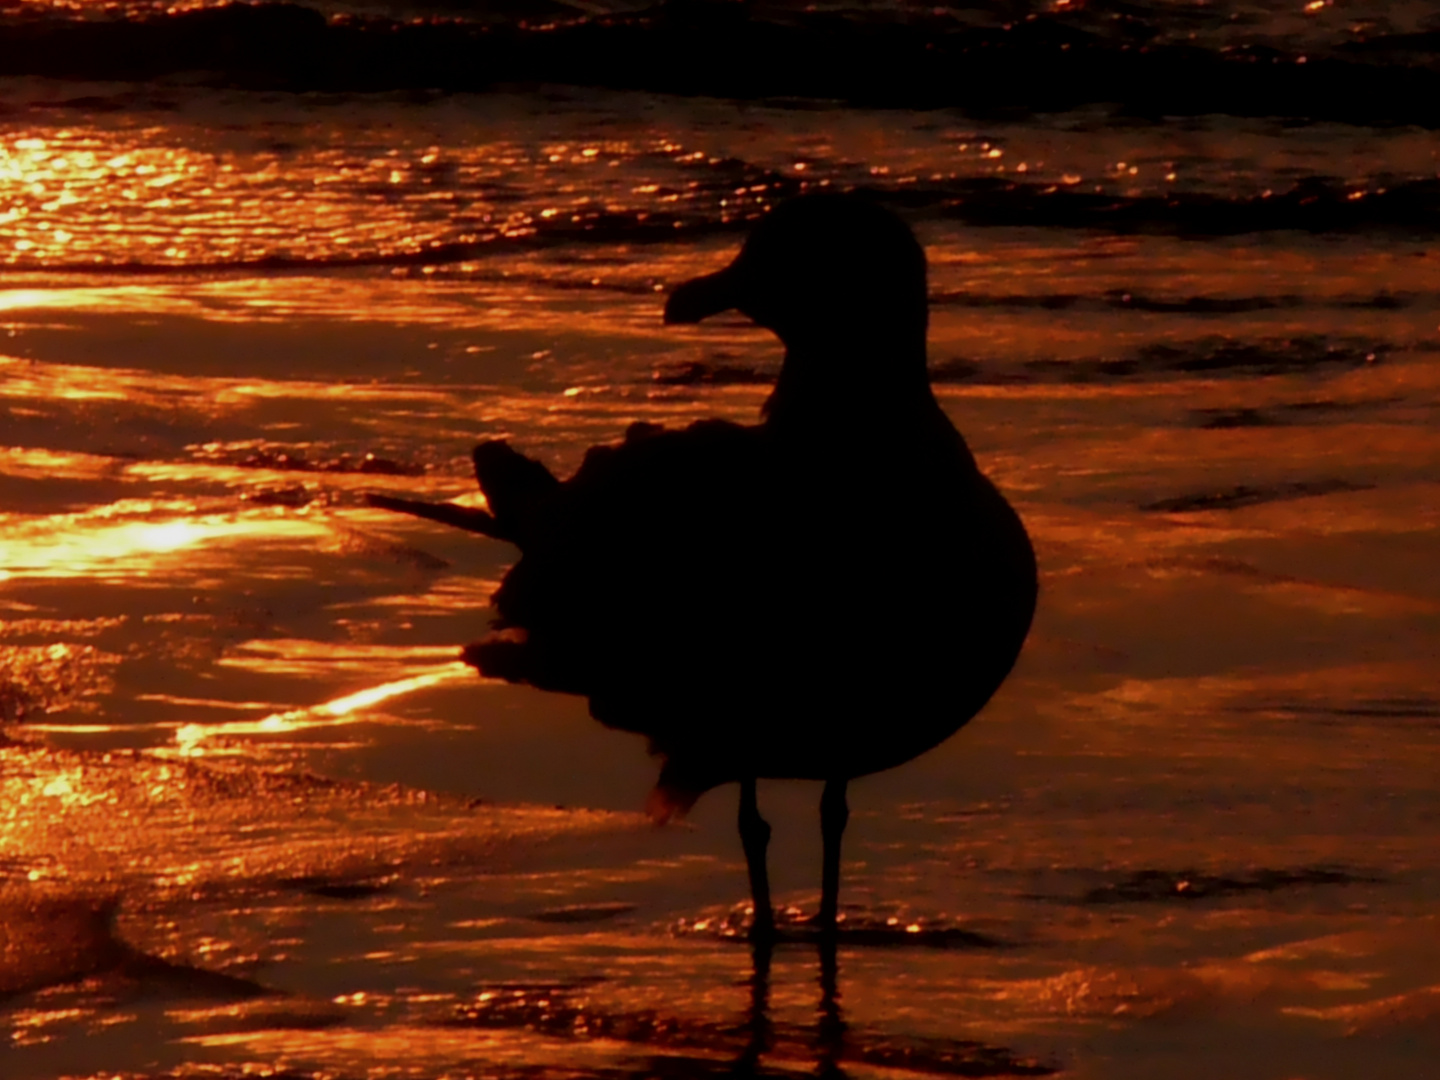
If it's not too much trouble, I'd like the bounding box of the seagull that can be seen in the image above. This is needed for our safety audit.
[370,193,1037,937]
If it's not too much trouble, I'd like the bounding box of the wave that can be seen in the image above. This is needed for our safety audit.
[1076,865,1381,902]
[930,335,1401,386]
[1140,479,1376,513]
[931,289,1429,314]
[11,173,1440,276]
[924,176,1440,236]
[4,1,1440,125]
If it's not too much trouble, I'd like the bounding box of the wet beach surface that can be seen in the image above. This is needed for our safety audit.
[3,2,1440,1076]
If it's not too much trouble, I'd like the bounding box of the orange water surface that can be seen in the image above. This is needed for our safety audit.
[2,83,1439,1080]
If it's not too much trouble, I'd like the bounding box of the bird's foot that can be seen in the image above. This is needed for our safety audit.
[747,911,777,943]
[806,909,843,940]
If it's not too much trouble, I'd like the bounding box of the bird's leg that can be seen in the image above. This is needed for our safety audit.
[739,778,775,940]
[817,778,849,933]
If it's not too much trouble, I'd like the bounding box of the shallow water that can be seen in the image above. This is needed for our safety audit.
[3,4,1440,1075]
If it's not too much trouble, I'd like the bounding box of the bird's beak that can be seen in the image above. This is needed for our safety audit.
[663,265,744,324]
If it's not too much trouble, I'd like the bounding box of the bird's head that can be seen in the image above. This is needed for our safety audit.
[664,193,929,357]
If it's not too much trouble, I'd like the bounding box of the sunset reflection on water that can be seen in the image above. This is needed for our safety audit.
[2,74,1439,1080]
[1,509,337,578]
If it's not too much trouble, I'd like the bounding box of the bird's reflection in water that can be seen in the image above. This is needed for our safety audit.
[735,938,776,1073]
[815,940,849,1080]
[731,937,847,1079]
[621,930,1054,1080]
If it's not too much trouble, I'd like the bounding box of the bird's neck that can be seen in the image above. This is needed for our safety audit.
[762,335,944,435]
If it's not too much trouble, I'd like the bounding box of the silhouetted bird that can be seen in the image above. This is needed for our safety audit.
[370,193,1037,937]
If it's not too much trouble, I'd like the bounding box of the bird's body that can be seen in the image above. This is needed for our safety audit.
[469,400,1033,814]
[372,193,1037,933]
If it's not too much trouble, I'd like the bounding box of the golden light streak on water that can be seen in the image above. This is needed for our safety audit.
[0,508,334,580]
[0,447,125,481]
[0,354,472,412]
[18,721,178,735]
[215,642,472,678]
[0,288,73,312]
[173,661,476,754]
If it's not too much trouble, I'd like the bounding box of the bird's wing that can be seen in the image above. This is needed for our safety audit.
[473,419,777,705]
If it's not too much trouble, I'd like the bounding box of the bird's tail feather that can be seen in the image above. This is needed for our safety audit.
[645,760,718,824]
[364,493,503,537]
[644,782,700,825]
[365,440,558,543]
